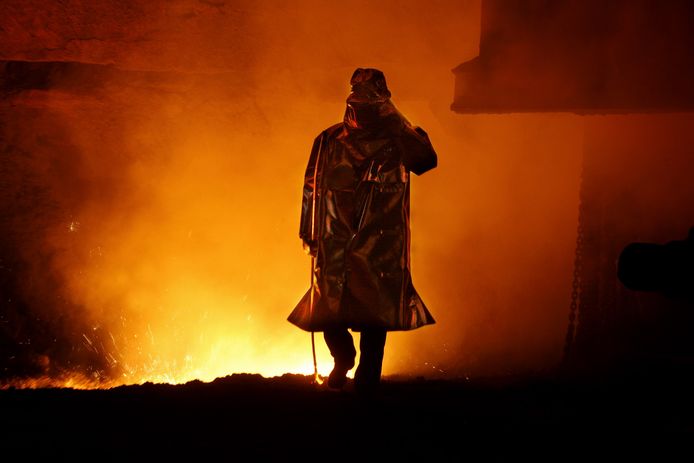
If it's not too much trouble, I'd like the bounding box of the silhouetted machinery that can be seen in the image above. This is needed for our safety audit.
[618,228,694,301]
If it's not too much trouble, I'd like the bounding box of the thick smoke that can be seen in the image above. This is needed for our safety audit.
[0,0,608,386]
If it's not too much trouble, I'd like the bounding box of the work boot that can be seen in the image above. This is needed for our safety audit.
[324,328,357,389]
[327,359,354,389]
[353,364,381,398]
[353,328,386,397]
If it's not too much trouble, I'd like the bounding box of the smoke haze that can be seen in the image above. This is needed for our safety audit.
[0,0,593,385]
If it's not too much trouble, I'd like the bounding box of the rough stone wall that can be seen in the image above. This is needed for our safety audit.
[0,0,257,72]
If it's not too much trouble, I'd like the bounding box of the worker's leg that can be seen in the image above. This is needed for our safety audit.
[354,328,387,394]
[324,328,356,389]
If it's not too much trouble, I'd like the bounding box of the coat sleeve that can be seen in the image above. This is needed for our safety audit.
[299,132,324,244]
[400,126,438,175]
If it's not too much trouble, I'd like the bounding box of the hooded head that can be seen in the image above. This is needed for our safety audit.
[344,68,406,132]
[347,68,391,103]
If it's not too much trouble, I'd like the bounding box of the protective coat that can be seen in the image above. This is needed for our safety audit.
[288,69,437,332]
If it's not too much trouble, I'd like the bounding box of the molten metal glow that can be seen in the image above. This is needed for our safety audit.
[1,1,594,388]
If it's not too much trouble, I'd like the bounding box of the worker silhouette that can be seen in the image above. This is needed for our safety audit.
[288,68,437,395]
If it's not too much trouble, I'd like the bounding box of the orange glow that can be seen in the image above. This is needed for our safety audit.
[0,0,598,388]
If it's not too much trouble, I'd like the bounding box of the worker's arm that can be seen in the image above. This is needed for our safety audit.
[299,133,324,256]
[400,125,438,175]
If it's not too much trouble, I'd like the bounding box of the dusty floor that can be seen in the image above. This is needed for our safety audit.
[1,361,693,461]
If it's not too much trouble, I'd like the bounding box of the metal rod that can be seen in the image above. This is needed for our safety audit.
[309,136,323,384]
[310,255,320,384]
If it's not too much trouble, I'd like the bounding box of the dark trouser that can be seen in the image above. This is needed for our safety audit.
[324,327,387,390]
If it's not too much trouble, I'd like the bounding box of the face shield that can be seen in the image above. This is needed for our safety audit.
[343,68,408,132]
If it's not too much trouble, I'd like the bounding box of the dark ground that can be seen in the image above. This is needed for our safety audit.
[1,361,693,461]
